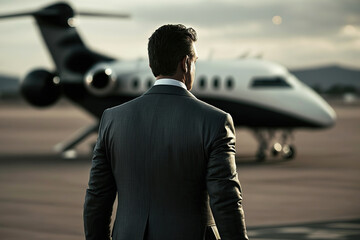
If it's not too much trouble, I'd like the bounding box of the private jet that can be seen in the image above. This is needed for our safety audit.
[0,2,336,161]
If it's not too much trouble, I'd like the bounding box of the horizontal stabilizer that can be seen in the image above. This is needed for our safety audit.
[0,2,130,20]
[0,11,35,19]
[77,11,130,19]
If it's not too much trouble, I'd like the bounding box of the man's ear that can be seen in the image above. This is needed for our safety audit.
[181,55,189,73]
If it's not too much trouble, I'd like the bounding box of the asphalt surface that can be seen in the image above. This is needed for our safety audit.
[0,99,359,240]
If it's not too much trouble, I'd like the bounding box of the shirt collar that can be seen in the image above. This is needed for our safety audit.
[154,78,187,90]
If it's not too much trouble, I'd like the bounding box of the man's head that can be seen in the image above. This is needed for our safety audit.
[148,24,198,90]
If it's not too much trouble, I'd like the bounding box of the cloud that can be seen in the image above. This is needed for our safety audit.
[134,0,360,38]
[0,0,359,74]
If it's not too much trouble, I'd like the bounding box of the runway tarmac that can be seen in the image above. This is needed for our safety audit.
[0,99,359,240]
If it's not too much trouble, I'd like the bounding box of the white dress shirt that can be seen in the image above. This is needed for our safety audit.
[154,78,187,90]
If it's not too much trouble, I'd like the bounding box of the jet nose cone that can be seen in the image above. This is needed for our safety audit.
[320,104,337,128]
[299,83,337,128]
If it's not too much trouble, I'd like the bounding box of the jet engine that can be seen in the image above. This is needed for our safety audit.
[84,66,117,96]
[21,69,61,107]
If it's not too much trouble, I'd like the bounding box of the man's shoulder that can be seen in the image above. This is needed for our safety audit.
[104,93,229,121]
[190,97,229,118]
[105,95,144,113]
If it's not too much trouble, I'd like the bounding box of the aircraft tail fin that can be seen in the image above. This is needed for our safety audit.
[0,2,129,82]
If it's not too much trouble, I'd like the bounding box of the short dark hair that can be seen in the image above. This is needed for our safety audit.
[148,24,197,77]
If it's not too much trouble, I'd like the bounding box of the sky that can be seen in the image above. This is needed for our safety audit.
[0,0,359,77]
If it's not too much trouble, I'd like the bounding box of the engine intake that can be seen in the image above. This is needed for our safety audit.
[21,69,61,107]
[85,67,117,96]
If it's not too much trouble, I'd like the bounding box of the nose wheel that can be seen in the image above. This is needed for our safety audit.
[253,129,296,161]
[271,143,296,159]
[271,142,282,156]
[282,144,296,159]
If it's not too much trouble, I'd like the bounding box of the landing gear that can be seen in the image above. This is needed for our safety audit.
[61,149,78,159]
[54,123,99,159]
[253,129,271,161]
[280,130,295,160]
[252,129,296,161]
[282,144,296,160]
[271,142,282,157]
[256,150,266,162]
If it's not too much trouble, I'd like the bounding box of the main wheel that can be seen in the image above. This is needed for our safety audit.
[271,143,282,156]
[282,145,295,160]
[61,149,78,159]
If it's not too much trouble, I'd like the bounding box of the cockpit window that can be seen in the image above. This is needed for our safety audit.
[250,76,291,88]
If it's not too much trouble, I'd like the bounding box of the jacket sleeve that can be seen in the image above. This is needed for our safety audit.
[206,113,248,240]
[83,109,117,240]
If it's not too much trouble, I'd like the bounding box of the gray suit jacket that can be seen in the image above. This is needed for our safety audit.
[84,85,248,240]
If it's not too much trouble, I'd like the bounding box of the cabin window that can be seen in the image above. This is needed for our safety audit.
[146,78,154,89]
[132,78,139,89]
[213,76,220,89]
[250,76,291,88]
[226,77,234,89]
[198,76,207,89]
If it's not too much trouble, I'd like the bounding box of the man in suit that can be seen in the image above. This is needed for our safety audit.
[84,24,248,240]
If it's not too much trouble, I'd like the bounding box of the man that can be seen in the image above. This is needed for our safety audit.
[84,24,248,240]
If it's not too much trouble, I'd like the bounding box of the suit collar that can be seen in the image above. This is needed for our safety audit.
[144,85,196,98]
